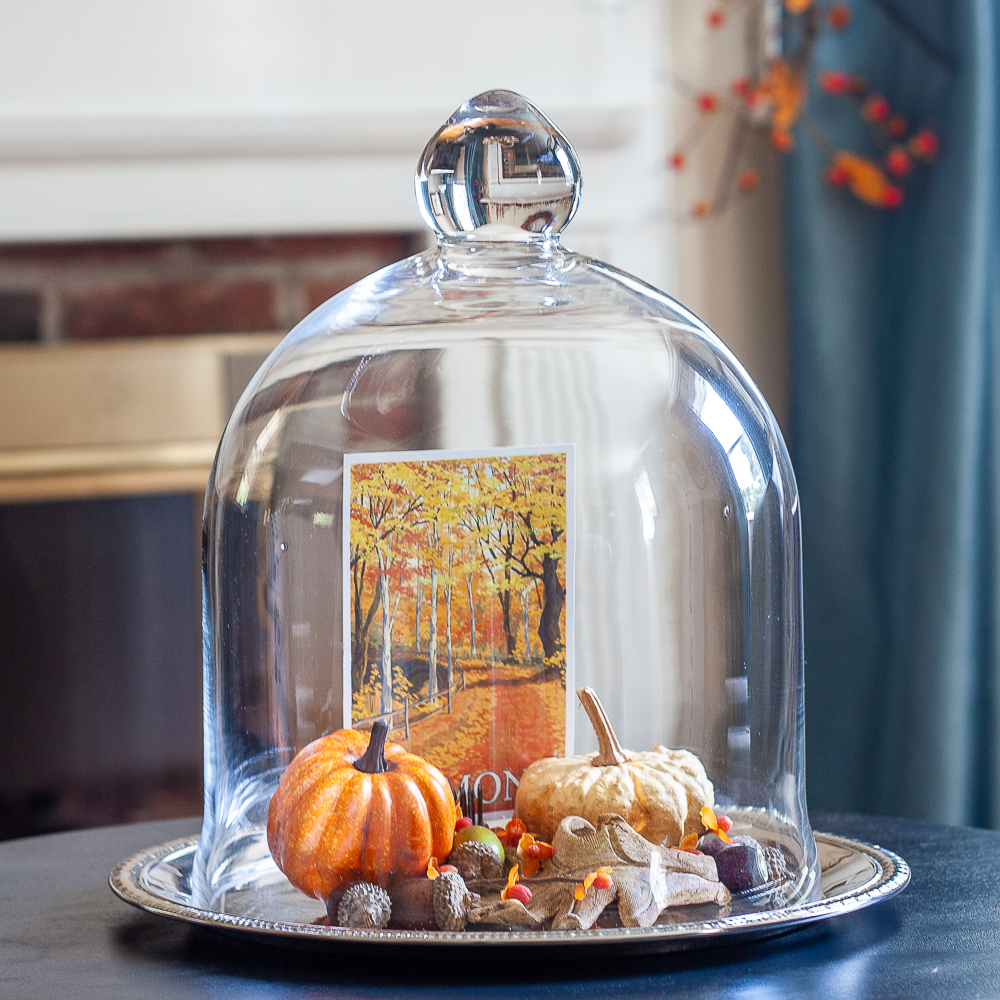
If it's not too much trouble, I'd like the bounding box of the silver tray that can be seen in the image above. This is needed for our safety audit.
[109,831,909,954]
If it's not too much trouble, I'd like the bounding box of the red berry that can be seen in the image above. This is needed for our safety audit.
[438,864,458,874]
[910,128,940,159]
[885,147,912,178]
[820,70,850,95]
[455,816,473,831]
[883,186,905,209]
[737,170,759,192]
[690,200,711,218]
[716,814,734,833]
[506,883,532,905]
[828,3,852,30]
[707,8,725,28]
[888,115,908,138]
[771,129,794,153]
[827,164,850,187]
[863,95,891,123]
[669,151,687,171]
[731,76,750,98]
[592,872,613,890]
[697,92,719,113]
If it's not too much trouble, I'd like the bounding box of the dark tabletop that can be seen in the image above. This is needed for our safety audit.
[0,811,990,999]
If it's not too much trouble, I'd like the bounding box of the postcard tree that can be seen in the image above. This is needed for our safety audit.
[350,464,423,716]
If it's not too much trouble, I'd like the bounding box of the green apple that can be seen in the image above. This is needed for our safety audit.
[452,824,505,864]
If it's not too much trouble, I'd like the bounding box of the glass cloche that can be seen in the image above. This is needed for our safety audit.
[194,90,819,930]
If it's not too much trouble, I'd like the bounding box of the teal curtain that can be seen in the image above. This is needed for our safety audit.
[785,0,1000,824]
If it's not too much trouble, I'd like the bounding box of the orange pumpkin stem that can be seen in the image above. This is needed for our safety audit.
[577,687,634,767]
[354,720,391,774]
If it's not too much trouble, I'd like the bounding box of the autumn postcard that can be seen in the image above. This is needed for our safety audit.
[343,445,575,819]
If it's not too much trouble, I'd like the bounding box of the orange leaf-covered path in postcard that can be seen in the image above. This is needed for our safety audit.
[397,661,567,809]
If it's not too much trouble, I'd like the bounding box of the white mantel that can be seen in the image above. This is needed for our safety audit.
[0,0,671,286]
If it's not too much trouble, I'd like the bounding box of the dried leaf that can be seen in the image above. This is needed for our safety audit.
[467,813,730,931]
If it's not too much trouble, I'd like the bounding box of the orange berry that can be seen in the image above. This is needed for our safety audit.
[525,841,554,860]
[697,92,719,113]
[885,147,912,178]
[505,817,527,841]
[691,200,711,218]
[707,8,726,28]
[827,2,852,30]
[737,170,760,192]
[669,151,687,170]
[863,95,891,123]
[882,186,905,209]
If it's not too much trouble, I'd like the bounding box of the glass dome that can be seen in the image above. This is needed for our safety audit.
[194,90,818,928]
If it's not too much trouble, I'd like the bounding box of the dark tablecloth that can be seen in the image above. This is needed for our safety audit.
[0,812,990,998]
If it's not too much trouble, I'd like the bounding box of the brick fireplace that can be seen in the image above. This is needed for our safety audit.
[0,232,416,839]
[0,233,415,343]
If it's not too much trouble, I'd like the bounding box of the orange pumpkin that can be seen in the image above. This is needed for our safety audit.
[266,721,456,899]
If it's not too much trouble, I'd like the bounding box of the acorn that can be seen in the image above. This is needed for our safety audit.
[388,876,436,930]
[448,840,504,880]
[334,882,391,929]
[432,871,481,931]
[388,873,481,931]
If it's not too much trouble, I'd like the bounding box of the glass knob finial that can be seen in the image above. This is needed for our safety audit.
[415,90,582,240]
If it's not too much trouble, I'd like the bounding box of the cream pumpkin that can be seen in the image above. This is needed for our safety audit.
[515,687,714,846]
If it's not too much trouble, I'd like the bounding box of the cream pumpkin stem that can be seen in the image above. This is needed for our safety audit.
[577,687,633,767]
[354,720,391,774]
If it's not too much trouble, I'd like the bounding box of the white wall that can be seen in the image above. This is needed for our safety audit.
[0,0,669,289]
[0,0,786,424]
[664,1,790,430]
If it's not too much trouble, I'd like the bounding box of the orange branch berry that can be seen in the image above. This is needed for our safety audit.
[886,147,912,178]
[863,95,891,123]
[771,129,795,153]
[697,92,719,114]
[827,3,852,30]
[820,70,850,96]
[888,115,908,138]
[909,128,940,160]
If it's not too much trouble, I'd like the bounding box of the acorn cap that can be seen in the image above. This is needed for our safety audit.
[336,881,392,929]
[432,871,480,931]
[449,840,505,880]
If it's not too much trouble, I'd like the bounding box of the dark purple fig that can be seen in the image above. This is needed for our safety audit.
[714,837,768,893]
[695,832,730,858]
